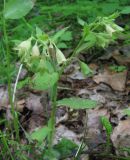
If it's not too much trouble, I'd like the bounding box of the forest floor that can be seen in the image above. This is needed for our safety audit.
[1,43,130,160]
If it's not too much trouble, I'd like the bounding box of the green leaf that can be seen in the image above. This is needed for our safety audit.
[43,149,60,160]
[124,109,130,116]
[4,0,34,19]
[36,26,43,37]
[38,59,54,73]
[30,126,51,143]
[77,17,85,26]
[57,42,68,49]
[60,31,72,41]
[109,65,127,72]
[121,6,130,14]
[101,116,112,136]
[52,27,69,43]
[80,61,93,76]
[75,43,88,54]
[102,3,119,14]
[54,138,78,158]
[17,77,30,89]
[32,72,59,90]
[57,97,97,109]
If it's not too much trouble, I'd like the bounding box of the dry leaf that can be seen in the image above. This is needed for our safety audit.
[86,108,109,148]
[16,99,25,112]
[54,124,81,145]
[111,119,130,156]
[0,87,9,109]
[112,50,130,65]
[93,70,127,91]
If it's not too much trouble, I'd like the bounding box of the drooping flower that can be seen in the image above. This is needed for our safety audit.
[31,43,40,57]
[55,47,66,65]
[105,24,115,36]
[16,38,31,52]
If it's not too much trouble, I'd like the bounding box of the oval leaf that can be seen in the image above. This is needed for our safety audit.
[4,0,34,19]
[80,61,93,76]
[57,97,97,109]
[32,72,59,90]
[30,126,51,143]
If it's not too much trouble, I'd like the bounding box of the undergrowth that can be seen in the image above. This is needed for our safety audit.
[0,0,130,160]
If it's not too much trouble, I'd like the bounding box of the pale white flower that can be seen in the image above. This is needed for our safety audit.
[31,43,40,57]
[17,38,31,51]
[106,24,115,36]
[56,47,66,65]
[111,23,124,32]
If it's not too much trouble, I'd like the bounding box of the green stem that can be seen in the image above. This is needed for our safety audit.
[49,83,58,148]
[3,0,19,141]
[59,31,89,76]
[0,131,14,160]
[48,33,88,148]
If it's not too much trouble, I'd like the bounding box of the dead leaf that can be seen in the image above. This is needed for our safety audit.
[112,50,130,65]
[93,70,127,91]
[26,93,44,113]
[0,87,9,109]
[86,108,109,148]
[87,108,109,128]
[111,119,130,156]
[16,99,25,112]
[54,124,81,145]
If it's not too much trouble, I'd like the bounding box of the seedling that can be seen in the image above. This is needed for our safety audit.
[101,116,113,151]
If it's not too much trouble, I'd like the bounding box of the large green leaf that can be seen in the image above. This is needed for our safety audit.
[4,0,34,19]
[30,126,51,143]
[32,72,59,90]
[57,97,97,109]
[121,6,130,14]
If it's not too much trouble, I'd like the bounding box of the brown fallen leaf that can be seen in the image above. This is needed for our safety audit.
[0,87,9,109]
[111,119,130,156]
[54,124,81,145]
[93,70,127,91]
[16,99,25,112]
[26,93,44,113]
[86,108,109,148]
[112,50,130,65]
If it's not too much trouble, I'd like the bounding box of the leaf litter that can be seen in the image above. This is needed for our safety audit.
[0,47,130,159]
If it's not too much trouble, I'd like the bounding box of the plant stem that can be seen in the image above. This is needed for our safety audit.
[48,83,58,148]
[3,0,19,141]
[48,32,87,147]
[59,31,89,76]
[0,131,14,160]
